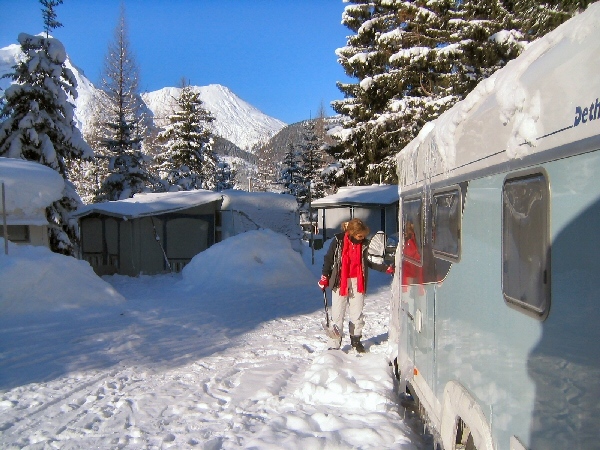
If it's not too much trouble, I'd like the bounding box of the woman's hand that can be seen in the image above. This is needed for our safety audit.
[318,275,329,290]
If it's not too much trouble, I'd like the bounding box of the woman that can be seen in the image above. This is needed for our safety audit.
[318,218,393,352]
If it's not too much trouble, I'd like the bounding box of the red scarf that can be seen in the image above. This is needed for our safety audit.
[339,233,365,296]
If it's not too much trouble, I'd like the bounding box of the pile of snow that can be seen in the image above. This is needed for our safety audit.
[182,229,312,289]
[0,157,64,224]
[0,238,125,314]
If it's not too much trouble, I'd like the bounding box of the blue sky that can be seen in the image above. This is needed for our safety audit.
[0,0,352,124]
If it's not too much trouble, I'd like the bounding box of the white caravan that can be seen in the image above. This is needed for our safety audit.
[393,4,600,450]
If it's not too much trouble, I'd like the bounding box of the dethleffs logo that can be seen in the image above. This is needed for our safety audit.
[574,98,600,126]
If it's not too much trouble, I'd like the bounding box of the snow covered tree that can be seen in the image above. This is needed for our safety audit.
[254,141,279,192]
[0,31,93,255]
[215,159,235,191]
[513,0,593,40]
[331,0,407,185]
[330,0,584,187]
[156,80,217,191]
[68,90,110,203]
[299,120,327,205]
[94,5,150,201]
[279,142,304,198]
[449,0,525,98]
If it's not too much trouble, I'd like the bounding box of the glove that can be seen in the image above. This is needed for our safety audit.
[386,265,395,275]
[318,275,329,290]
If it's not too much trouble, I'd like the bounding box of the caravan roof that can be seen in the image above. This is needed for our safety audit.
[397,2,600,189]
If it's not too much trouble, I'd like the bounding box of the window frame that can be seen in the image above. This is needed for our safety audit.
[501,169,551,320]
[431,185,462,263]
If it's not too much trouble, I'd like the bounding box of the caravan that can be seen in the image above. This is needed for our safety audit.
[393,4,600,450]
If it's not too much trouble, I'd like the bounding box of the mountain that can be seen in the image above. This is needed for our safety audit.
[0,41,286,152]
[143,85,286,151]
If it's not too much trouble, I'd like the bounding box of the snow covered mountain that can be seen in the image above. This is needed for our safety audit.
[0,41,286,151]
[143,85,286,151]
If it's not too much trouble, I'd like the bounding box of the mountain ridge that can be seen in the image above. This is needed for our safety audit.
[0,41,287,151]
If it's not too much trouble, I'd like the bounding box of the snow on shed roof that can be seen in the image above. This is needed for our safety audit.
[311,185,398,208]
[220,189,298,211]
[74,190,224,220]
[0,157,64,225]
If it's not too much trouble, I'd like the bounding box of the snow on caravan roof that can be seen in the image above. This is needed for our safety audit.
[0,157,64,225]
[311,184,398,207]
[74,190,223,219]
[398,2,600,188]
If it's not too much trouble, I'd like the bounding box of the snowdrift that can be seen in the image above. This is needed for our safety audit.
[0,239,125,314]
[182,229,313,290]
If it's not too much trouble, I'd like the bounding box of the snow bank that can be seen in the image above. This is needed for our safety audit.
[182,229,313,290]
[0,239,125,314]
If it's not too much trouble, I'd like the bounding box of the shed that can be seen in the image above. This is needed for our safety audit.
[75,190,303,276]
[311,184,399,241]
[0,157,64,248]
[219,190,302,251]
[74,190,223,276]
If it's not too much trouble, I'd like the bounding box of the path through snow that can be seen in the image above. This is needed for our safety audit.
[0,237,428,449]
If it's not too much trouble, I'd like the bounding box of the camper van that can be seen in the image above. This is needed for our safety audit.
[393,4,600,450]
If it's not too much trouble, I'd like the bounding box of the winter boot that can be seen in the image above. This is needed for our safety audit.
[351,335,366,353]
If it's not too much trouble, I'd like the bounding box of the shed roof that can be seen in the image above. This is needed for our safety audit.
[0,157,65,225]
[74,190,224,220]
[311,185,398,208]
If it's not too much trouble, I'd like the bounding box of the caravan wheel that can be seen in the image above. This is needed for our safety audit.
[455,417,477,450]
[440,381,494,450]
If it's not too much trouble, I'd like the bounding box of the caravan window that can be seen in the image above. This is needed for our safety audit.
[402,196,423,265]
[502,171,550,319]
[432,187,461,261]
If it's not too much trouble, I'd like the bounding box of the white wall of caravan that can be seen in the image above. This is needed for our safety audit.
[400,148,600,449]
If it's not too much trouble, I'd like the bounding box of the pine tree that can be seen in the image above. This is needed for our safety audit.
[215,160,235,191]
[450,0,524,97]
[331,0,405,185]
[513,0,593,40]
[69,90,110,203]
[94,5,150,201]
[296,120,325,210]
[330,0,586,187]
[40,0,63,38]
[156,80,216,191]
[254,141,279,192]
[0,22,93,255]
[279,142,304,198]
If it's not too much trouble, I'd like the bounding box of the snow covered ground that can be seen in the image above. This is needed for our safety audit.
[0,231,427,449]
